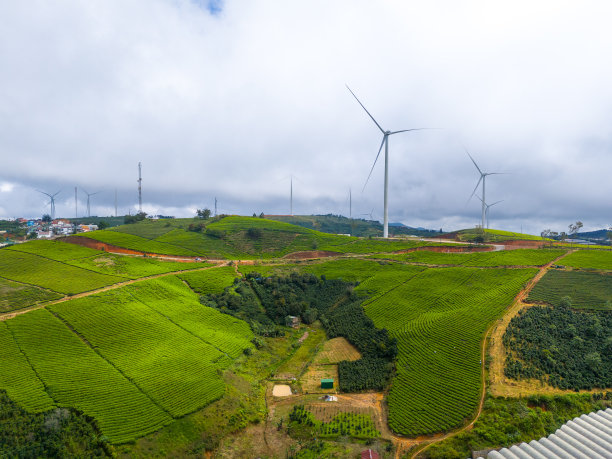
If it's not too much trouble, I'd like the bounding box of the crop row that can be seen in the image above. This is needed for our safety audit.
[527,269,612,310]
[0,249,127,294]
[561,249,612,270]
[178,266,238,294]
[0,322,56,412]
[0,277,62,313]
[77,230,197,256]
[5,309,172,443]
[374,249,565,267]
[7,239,103,261]
[365,267,537,436]
[49,286,227,417]
[124,276,253,358]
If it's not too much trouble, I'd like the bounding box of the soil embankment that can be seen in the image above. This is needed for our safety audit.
[282,250,341,259]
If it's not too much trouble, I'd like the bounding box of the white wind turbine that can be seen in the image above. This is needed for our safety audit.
[82,189,101,217]
[37,190,61,220]
[476,195,503,229]
[467,151,504,230]
[347,85,433,238]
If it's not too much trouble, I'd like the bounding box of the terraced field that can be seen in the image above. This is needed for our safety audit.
[366,267,536,435]
[561,249,612,270]
[178,265,237,294]
[528,269,612,310]
[372,249,565,267]
[0,277,62,313]
[0,249,127,294]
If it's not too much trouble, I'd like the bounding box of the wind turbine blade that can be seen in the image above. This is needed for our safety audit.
[362,136,386,192]
[53,190,61,197]
[389,128,440,135]
[36,190,51,198]
[465,150,483,175]
[346,85,385,134]
[468,177,482,202]
[490,200,503,207]
[485,172,507,176]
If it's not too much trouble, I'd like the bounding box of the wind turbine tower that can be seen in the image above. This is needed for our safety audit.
[290,175,293,216]
[477,195,503,229]
[349,188,352,219]
[214,197,218,217]
[138,162,142,213]
[82,189,100,218]
[467,151,503,230]
[75,187,78,218]
[37,190,61,220]
[347,85,433,238]
[115,189,118,217]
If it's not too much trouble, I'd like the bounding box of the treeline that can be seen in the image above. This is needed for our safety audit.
[201,272,396,392]
[504,302,612,390]
[0,390,112,457]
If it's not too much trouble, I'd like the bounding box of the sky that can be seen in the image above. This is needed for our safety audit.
[1,1,611,235]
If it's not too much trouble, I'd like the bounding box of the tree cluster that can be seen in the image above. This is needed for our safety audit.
[201,272,397,391]
[503,302,612,390]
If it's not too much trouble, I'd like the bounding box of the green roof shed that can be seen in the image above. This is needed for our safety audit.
[321,378,334,389]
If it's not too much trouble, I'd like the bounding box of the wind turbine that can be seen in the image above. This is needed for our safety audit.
[82,189,101,217]
[466,151,504,230]
[37,190,61,220]
[476,195,503,229]
[347,85,432,238]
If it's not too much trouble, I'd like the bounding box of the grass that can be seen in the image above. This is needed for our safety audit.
[177,265,238,294]
[76,230,198,256]
[0,277,62,313]
[7,239,103,261]
[528,269,612,310]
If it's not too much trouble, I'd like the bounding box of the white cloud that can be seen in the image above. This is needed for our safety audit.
[0,1,611,233]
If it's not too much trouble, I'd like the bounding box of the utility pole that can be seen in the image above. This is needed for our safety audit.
[290,175,293,216]
[74,187,78,218]
[138,162,142,213]
[115,189,118,217]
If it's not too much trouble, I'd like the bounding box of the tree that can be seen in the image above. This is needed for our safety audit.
[98,221,109,230]
[608,225,612,250]
[42,214,52,223]
[196,208,211,219]
[568,221,583,248]
[124,212,147,224]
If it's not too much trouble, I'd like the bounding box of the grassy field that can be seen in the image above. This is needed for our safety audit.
[76,230,198,256]
[371,249,565,266]
[528,269,612,310]
[561,249,612,270]
[457,228,545,242]
[7,239,104,260]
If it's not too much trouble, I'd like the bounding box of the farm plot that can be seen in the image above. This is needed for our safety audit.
[290,404,380,439]
[0,249,127,294]
[0,277,62,313]
[7,239,103,261]
[561,249,612,270]
[528,269,612,310]
[0,322,55,412]
[122,276,253,358]
[77,230,197,256]
[5,309,172,443]
[49,287,228,418]
[312,337,361,365]
[364,267,537,436]
[67,253,206,278]
[373,249,565,267]
[178,265,237,294]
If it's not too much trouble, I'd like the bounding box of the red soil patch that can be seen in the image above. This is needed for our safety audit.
[282,250,341,259]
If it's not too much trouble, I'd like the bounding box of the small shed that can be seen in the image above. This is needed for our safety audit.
[321,378,334,389]
[285,315,300,328]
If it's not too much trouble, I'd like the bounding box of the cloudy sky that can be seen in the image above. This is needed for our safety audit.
[1,1,611,234]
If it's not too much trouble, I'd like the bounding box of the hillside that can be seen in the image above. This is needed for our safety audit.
[0,221,610,458]
[69,215,454,259]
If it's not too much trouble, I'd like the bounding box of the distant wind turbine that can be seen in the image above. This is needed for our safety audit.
[466,151,504,230]
[347,85,434,238]
[37,190,61,220]
[476,195,503,229]
[82,189,101,217]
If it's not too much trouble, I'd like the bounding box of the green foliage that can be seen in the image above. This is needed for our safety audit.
[528,269,612,310]
[0,249,127,294]
[562,249,612,270]
[0,277,62,313]
[503,305,612,390]
[178,266,237,294]
[0,390,112,458]
[5,309,173,443]
[423,394,612,459]
[7,239,103,261]
[124,212,147,224]
[77,230,197,256]
[365,267,537,436]
[68,253,206,278]
[289,405,380,439]
[373,249,566,267]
